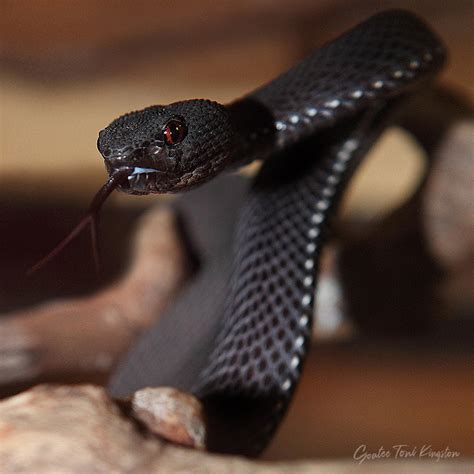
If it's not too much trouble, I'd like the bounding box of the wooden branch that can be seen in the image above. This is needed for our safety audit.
[0,384,468,472]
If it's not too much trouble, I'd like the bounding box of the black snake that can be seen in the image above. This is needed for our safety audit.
[34,10,447,456]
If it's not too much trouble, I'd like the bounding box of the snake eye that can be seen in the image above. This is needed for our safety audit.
[163,118,187,146]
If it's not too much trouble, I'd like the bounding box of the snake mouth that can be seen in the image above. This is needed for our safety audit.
[104,143,176,194]
[114,166,170,194]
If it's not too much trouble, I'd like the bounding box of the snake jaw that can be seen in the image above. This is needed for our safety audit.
[121,167,167,194]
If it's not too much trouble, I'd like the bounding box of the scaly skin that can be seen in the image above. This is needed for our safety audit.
[104,10,445,456]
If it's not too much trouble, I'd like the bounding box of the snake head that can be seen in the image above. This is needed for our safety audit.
[97,99,237,194]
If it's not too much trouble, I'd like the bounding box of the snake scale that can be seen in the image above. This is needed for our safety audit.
[88,10,446,455]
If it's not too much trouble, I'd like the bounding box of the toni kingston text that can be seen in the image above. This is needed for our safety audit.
[353,444,461,464]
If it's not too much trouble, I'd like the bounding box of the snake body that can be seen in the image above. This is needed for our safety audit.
[99,10,445,455]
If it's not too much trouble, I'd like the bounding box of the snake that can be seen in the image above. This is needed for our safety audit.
[33,10,446,456]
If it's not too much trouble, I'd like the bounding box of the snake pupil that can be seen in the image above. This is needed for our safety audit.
[163,118,187,146]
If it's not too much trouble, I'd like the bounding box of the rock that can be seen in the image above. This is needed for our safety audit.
[129,387,206,449]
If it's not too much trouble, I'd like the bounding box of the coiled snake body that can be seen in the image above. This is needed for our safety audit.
[94,10,446,455]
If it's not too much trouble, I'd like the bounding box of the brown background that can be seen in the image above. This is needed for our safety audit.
[0,0,472,462]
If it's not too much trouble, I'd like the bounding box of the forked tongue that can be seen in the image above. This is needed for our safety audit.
[27,168,132,277]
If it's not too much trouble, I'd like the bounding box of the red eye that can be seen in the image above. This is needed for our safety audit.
[163,118,187,146]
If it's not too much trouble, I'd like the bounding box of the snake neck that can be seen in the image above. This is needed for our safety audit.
[225,98,278,168]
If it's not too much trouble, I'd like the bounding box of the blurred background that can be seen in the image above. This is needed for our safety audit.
[0,0,472,462]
